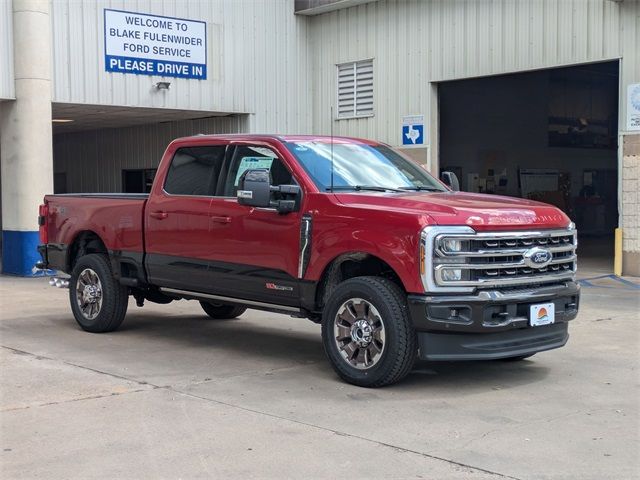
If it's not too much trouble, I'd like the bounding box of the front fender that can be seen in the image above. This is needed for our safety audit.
[304,207,427,294]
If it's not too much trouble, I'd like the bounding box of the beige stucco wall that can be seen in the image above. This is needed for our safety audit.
[622,135,640,277]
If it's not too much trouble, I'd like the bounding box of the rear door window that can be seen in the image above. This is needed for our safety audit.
[164,146,226,196]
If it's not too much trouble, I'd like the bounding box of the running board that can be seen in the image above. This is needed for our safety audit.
[159,287,301,314]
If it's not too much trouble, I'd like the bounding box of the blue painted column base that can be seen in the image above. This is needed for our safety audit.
[2,230,52,276]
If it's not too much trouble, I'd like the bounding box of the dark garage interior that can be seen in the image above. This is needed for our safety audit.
[439,61,619,272]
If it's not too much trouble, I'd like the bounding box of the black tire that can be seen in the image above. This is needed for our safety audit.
[321,276,417,388]
[69,254,128,333]
[200,302,247,320]
[498,354,535,362]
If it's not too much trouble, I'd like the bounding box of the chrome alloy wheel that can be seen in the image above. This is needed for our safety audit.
[75,268,103,320]
[333,298,386,370]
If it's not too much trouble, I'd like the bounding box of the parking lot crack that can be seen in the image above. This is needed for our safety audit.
[1,345,163,389]
[458,408,603,451]
[188,361,323,386]
[168,388,523,480]
[1,388,151,412]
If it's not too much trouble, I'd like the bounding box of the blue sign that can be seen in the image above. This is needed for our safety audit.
[402,115,425,146]
[104,9,207,80]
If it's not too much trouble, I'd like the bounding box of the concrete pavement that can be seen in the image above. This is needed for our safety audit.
[1,272,638,479]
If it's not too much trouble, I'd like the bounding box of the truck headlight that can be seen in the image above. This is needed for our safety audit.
[421,225,476,293]
[442,239,463,253]
[441,269,463,281]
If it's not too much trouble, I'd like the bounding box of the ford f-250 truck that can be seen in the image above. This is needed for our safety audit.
[37,134,579,387]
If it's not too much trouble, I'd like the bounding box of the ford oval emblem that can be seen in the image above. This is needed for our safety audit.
[523,247,553,269]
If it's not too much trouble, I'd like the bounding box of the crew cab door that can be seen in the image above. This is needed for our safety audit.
[206,143,304,307]
[144,144,227,291]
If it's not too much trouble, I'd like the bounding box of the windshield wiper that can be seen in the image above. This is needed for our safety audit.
[397,186,443,192]
[326,185,405,193]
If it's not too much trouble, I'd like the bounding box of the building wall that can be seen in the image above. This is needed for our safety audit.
[618,0,640,275]
[53,115,247,193]
[49,0,313,195]
[0,0,14,100]
[308,0,638,149]
[51,0,312,133]
[307,0,640,273]
[4,0,640,272]
[619,0,640,133]
[622,135,640,276]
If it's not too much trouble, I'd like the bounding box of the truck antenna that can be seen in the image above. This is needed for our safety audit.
[330,106,334,192]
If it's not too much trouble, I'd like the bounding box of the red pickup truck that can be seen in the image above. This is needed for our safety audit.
[37,134,579,387]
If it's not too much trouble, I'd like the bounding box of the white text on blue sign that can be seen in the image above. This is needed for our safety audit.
[104,9,207,80]
[402,115,425,146]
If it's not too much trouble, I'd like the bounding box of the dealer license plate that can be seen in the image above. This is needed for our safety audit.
[530,302,555,327]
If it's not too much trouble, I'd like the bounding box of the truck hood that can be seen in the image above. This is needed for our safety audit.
[333,191,571,230]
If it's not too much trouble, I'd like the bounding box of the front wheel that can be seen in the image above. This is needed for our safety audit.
[69,254,128,333]
[321,276,417,388]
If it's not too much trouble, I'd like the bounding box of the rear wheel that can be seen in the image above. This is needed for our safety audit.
[200,302,246,320]
[321,276,417,387]
[69,254,128,333]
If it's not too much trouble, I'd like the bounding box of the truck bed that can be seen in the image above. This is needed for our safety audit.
[44,194,147,269]
[51,193,149,200]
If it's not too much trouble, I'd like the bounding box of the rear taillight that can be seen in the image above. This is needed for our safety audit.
[38,203,49,244]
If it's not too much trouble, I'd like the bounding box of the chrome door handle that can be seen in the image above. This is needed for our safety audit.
[149,211,168,220]
[210,215,231,224]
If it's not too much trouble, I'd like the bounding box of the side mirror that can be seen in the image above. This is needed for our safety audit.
[441,171,460,191]
[237,169,301,214]
[238,169,271,207]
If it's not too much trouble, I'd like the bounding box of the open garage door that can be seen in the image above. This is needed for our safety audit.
[439,61,619,273]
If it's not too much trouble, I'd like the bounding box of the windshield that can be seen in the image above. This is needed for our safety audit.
[284,141,446,192]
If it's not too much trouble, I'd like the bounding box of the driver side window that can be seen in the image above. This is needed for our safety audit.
[223,145,295,197]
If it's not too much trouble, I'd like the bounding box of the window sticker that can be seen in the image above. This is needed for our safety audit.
[234,157,275,186]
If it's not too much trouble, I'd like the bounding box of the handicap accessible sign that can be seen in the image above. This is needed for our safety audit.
[104,9,207,79]
[402,115,425,146]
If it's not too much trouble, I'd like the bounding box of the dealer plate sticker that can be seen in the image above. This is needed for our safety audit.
[530,303,555,327]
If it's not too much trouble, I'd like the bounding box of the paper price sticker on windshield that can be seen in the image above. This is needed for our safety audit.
[234,157,275,186]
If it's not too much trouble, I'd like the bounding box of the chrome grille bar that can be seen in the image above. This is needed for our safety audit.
[434,255,576,271]
[420,225,577,292]
[439,244,575,258]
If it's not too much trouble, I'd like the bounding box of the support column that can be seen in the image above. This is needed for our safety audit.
[0,0,53,276]
[621,134,640,276]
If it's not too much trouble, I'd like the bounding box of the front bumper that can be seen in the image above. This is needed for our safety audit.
[407,281,579,360]
[417,322,568,361]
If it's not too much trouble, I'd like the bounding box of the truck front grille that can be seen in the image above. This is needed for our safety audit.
[421,225,577,292]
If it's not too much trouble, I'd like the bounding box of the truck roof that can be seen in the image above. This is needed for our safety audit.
[170,133,382,146]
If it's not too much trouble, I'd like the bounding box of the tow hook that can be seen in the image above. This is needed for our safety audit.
[49,277,70,289]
